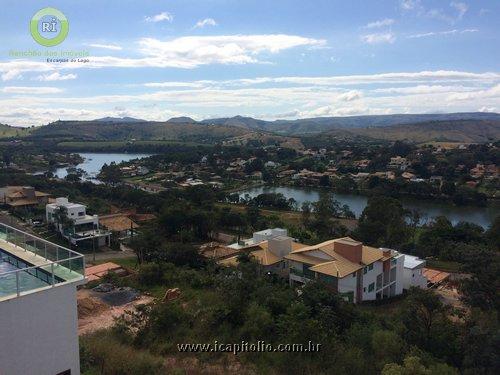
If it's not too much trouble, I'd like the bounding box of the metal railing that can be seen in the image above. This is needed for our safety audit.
[0,222,85,299]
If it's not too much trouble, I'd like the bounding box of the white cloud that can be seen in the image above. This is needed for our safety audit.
[1,86,63,94]
[1,70,499,126]
[450,1,468,20]
[145,12,173,23]
[35,72,77,81]
[478,106,496,112]
[361,32,396,44]
[194,18,218,28]
[365,18,395,29]
[400,0,422,11]
[337,90,362,101]
[373,84,474,95]
[402,0,469,23]
[87,43,123,50]
[0,34,325,78]
[408,28,478,38]
[136,34,326,67]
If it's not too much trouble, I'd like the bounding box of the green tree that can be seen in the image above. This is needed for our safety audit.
[355,196,411,248]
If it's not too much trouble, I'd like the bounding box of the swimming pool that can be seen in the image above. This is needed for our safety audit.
[0,257,50,298]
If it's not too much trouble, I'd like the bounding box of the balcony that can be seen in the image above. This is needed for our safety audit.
[0,222,85,300]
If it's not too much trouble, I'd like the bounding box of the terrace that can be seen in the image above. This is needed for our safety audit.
[0,222,85,301]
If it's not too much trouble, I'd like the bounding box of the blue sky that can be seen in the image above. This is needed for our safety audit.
[0,0,499,126]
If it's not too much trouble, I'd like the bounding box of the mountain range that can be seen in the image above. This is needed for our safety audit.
[1,112,499,144]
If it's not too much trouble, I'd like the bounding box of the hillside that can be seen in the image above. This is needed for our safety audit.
[28,120,251,143]
[351,120,500,143]
[0,123,31,138]
[203,112,500,134]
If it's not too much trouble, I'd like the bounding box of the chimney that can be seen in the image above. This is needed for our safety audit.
[268,236,292,257]
[334,238,363,264]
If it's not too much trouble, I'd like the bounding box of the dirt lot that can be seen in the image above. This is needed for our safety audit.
[77,288,153,335]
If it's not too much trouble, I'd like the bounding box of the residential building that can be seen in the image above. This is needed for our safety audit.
[402,254,427,290]
[221,228,307,277]
[0,185,51,210]
[285,237,404,303]
[0,221,85,375]
[99,213,139,243]
[389,156,410,171]
[46,197,111,247]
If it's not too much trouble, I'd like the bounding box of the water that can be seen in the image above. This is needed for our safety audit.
[0,259,49,298]
[239,186,499,229]
[54,152,153,181]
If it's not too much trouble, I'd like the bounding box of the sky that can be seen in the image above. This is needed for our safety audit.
[0,0,499,126]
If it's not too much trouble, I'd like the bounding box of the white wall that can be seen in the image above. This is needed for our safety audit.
[403,266,427,290]
[0,283,80,375]
[394,254,405,295]
[362,261,383,301]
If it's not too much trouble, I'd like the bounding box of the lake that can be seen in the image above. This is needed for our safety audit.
[54,152,153,181]
[239,186,499,229]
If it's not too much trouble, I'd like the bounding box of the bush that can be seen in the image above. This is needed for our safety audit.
[80,330,164,375]
[138,263,164,286]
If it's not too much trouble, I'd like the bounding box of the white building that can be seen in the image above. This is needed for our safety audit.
[46,197,111,247]
[402,254,427,290]
[285,238,405,303]
[0,221,85,375]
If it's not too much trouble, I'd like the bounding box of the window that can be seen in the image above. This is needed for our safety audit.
[368,283,375,292]
[391,258,397,266]
[368,263,374,271]
[352,273,356,278]
[363,287,366,292]
[363,267,367,274]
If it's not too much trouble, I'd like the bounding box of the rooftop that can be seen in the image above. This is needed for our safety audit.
[403,254,426,269]
[285,237,391,278]
[0,222,85,301]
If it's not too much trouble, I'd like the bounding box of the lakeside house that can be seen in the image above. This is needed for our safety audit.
[286,237,405,303]
[0,185,51,210]
[220,228,307,278]
[217,228,434,303]
[0,221,85,374]
[46,197,111,248]
[218,228,431,303]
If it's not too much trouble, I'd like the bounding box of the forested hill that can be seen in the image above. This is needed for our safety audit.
[202,112,500,134]
[27,120,250,143]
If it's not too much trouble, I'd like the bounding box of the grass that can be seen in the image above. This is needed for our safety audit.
[425,259,462,273]
[216,202,358,230]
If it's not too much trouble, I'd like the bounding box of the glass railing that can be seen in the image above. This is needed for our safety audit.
[0,222,85,299]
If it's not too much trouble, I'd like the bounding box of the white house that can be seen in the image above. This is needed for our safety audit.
[46,197,111,247]
[285,238,405,303]
[402,254,427,290]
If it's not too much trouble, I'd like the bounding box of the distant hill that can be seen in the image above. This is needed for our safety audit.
[202,115,270,130]
[1,112,498,144]
[168,116,197,123]
[94,116,145,123]
[203,112,500,134]
[350,119,500,143]
[28,120,250,143]
[0,123,31,138]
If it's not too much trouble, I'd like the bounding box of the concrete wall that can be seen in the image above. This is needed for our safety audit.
[0,283,80,375]
[403,266,427,290]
